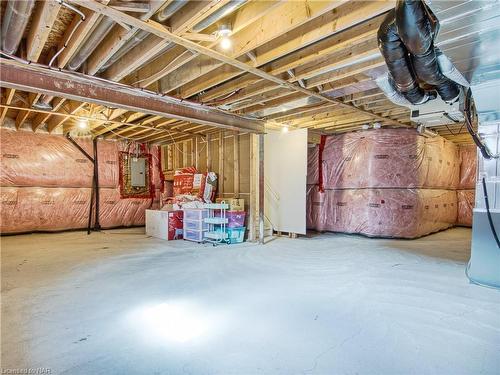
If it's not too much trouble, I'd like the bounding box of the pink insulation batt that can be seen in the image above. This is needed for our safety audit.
[457,189,475,227]
[1,187,160,233]
[320,129,459,189]
[306,186,457,238]
[307,145,319,185]
[458,144,477,189]
[306,129,462,238]
[1,128,119,188]
[0,129,162,234]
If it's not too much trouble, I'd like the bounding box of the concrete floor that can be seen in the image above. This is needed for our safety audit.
[1,227,500,374]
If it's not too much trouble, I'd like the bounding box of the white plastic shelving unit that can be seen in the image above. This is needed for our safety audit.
[203,202,229,246]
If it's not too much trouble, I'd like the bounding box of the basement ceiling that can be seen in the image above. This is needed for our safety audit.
[0,0,473,144]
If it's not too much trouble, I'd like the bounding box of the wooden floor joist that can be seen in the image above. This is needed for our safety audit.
[0,0,473,142]
[69,0,407,128]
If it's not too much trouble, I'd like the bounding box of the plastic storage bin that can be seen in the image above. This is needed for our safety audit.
[183,208,209,221]
[215,210,246,228]
[183,229,205,243]
[215,226,246,244]
[183,219,208,231]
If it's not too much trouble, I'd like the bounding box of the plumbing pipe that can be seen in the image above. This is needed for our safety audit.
[49,0,86,68]
[40,0,86,109]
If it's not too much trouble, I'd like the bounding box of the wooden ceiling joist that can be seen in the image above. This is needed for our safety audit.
[69,0,406,128]
[177,1,392,100]
[1,0,471,142]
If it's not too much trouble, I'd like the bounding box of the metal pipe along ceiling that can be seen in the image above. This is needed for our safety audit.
[99,1,188,74]
[154,0,189,22]
[192,0,247,32]
[67,16,115,71]
[99,30,150,73]
[1,0,35,55]
[378,0,460,105]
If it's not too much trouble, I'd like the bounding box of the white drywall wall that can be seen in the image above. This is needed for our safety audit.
[264,128,307,234]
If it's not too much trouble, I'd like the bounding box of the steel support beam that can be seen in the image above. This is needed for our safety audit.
[0,59,265,133]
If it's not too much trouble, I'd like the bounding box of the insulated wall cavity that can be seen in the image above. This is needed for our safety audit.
[306,129,461,238]
[306,185,457,238]
[320,129,459,189]
[458,144,477,189]
[0,128,119,188]
[455,144,477,227]
[0,129,162,234]
[457,189,475,227]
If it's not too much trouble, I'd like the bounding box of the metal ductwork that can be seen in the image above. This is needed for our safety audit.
[378,9,428,105]
[192,0,247,32]
[377,0,461,106]
[99,30,150,72]
[154,0,189,22]
[32,95,54,111]
[1,0,35,55]
[67,16,115,71]
[98,1,188,74]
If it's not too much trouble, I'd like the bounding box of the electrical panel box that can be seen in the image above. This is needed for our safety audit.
[130,157,146,187]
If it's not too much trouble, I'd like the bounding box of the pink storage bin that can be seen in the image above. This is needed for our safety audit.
[215,210,246,227]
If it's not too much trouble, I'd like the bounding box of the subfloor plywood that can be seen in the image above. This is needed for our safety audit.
[1,228,500,374]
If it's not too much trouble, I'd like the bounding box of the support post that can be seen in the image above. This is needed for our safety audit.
[93,138,101,231]
[249,133,265,243]
[258,134,265,245]
[233,132,240,198]
[219,130,224,197]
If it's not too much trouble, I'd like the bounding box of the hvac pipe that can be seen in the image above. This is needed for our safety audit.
[67,16,115,71]
[192,0,247,32]
[378,0,461,105]
[154,0,189,22]
[37,0,86,110]
[1,0,35,55]
[395,0,460,103]
[98,0,187,74]
[377,9,427,105]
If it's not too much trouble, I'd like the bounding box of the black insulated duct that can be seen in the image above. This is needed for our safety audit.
[378,10,427,105]
[378,0,461,105]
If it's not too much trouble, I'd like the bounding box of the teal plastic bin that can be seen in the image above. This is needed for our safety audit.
[215,226,246,244]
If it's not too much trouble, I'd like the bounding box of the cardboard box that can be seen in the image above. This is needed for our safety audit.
[228,198,245,211]
[146,209,184,240]
[215,198,245,211]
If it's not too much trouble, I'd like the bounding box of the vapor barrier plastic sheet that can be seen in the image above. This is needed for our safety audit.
[307,145,319,185]
[0,129,162,189]
[314,129,459,189]
[1,128,119,188]
[0,129,163,234]
[457,189,475,227]
[306,186,457,238]
[306,131,476,236]
[1,187,160,234]
[458,144,477,189]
